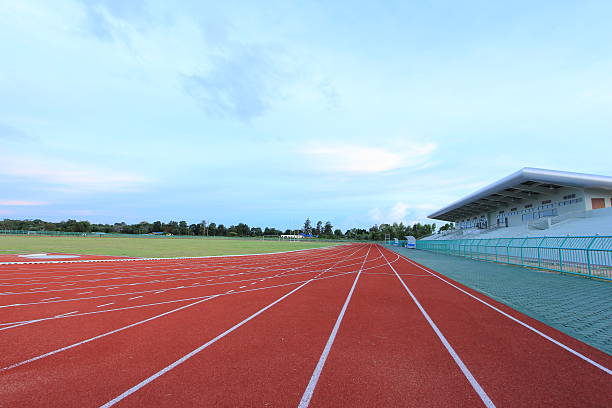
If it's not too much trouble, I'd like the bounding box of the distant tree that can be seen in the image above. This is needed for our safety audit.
[217,224,227,236]
[303,218,312,235]
[323,221,333,236]
[208,222,217,236]
[235,223,250,236]
[152,221,162,232]
[315,221,323,236]
[334,229,343,238]
[189,223,200,235]
[178,221,189,235]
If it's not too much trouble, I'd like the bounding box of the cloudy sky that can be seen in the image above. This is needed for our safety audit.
[1,0,612,230]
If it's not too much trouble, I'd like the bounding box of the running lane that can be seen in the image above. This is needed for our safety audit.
[379,246,612,407]
[0,245,357,367]
[0,245,364,407]
[302,247,483,407]
[106,245,376,407]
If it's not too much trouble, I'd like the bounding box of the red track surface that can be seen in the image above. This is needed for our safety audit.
[0,244,610,407]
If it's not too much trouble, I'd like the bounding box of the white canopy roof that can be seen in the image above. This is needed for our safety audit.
[429,168,612,222]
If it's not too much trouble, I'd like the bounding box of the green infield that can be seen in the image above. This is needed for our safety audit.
[0,235,340,258]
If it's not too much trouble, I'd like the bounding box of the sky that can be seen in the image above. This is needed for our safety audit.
[1,0,612,231]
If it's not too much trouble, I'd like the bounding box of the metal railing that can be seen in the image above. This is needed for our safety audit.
[416,236,612,281]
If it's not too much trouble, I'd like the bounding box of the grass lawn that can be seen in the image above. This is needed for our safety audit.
[0,235,340,258]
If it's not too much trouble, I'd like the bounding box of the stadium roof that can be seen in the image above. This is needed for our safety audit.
[429,167,612,222]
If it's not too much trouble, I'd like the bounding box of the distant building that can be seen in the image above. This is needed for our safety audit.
[428,168,612,231]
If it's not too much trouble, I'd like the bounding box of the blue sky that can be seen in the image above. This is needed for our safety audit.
[1,0,612,230]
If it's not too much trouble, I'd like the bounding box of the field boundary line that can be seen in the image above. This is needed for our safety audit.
[391,249,612,375]
[0,244,346,266]
[298,245,372,407]
[377,246,496,408]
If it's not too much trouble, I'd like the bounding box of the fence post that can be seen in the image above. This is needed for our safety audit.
[586,236,598,277]
[559,237,569,272]
[537,238,544,269]
[495,239,499,263]
[520,237,528,267]
[506,239,512,265]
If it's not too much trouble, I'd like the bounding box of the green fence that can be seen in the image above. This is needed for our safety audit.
[416,236,612,281]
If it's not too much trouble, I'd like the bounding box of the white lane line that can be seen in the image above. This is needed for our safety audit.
[0,246,361,296]
[0,270,357,331]
[40,297,61,301]
[378,247,495,408]
[0,255,369,308]
[98,246,365,408]
[0,247,375,331]
[393,250,612,376]
[54,311,78,318]
[128,296,143,300]
[239,286,247,289]
[77,291,93,295]
[1,296,220,372]
[96,302,114,308]
[298,245,372,408]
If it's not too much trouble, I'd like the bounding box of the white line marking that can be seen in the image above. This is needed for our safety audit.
[298,245,371,408]
[54,311,78,318]
[98,246,365,407]
[0,244,343,265]
[0,270,358,330]
[1,296,219,372]
[96,302,114,308]
[40,297,60,301]
[128,296,143,300]
[393,250,612,375]
[378,246,496,408]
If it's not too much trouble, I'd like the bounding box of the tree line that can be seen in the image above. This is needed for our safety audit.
[0,218,453,240]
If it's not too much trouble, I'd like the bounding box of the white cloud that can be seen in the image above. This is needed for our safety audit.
[0,157,149,193]
[0,200,48,206]
[369,201,410,224]
[300,140,436,173]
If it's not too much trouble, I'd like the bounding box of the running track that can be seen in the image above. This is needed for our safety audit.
[0,244,610,407]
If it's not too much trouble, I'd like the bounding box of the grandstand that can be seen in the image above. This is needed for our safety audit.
[425,167,612,240]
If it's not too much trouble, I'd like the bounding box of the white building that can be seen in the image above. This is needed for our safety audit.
[428,168,612,236]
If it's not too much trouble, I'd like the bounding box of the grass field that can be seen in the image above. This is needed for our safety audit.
[0,235,339,258]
